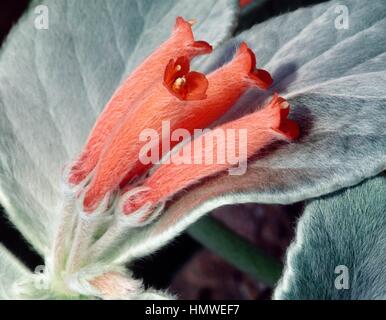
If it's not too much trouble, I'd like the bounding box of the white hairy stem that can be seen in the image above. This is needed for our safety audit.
[65,193,112,275]
[51,193,77,285]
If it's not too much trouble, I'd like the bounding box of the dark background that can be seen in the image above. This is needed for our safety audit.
[0,0,328,300]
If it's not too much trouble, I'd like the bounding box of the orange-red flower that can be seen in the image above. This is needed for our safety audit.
[68,17,212,186]
[81,43,272,212]
[121,94,299,217]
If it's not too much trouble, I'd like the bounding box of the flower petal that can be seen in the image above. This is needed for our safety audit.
[0,0,239,254]
[163,56,209,101]
[183,71,209,100]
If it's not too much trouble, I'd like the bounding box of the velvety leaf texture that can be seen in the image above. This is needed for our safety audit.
[274,176,386,300]
[0,0,238,255]
[0,244,29,299]
[110,0,386,263]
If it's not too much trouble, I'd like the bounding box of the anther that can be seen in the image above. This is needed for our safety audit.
[173,76,186,91]
[188,19,197,26]
[280,101,289,109]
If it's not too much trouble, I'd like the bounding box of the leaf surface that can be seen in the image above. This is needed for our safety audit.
[274,176,386,300]
[0,244,30,299]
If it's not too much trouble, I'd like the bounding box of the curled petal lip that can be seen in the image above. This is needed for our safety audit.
[270,95,300,140]
[275,119,300,140]
[188,40,213,54]
[237,42,273,89]
[251,69,273,90]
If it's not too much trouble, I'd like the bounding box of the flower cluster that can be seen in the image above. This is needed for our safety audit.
[66,17,299,226]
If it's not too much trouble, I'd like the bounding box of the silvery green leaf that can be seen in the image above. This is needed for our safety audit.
[111,0,386,263]
[0,244,30,299]
[0,0,238,255]
[274,175,386,300]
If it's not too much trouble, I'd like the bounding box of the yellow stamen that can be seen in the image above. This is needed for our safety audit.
[280,101,289,109]
[175,64,182,71]
[173,76,186,91]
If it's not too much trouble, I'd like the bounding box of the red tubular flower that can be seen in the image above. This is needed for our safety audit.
[81,42,272,212]
[122,94,299,216]
[68,17,212,186]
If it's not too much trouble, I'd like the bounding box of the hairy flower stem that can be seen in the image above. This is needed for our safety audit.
[86,219,127,263]
[87,193,164,262]
[51,194,77,283]
[65,213,108,274]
